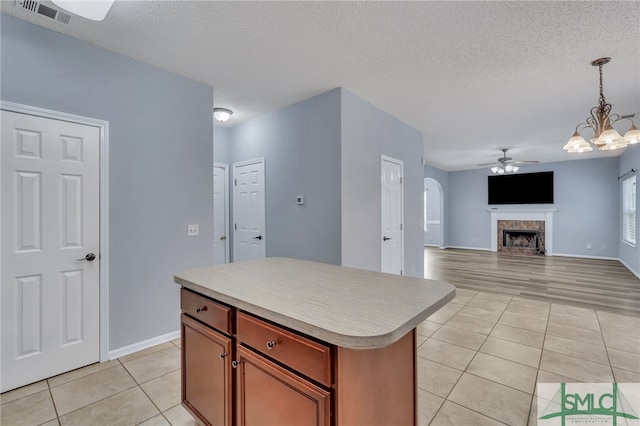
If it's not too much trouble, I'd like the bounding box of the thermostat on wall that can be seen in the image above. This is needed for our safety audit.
[296,195,304,205]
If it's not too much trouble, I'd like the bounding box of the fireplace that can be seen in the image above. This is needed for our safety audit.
[497,220,545,256]
[502,229,543,254]
[489,209,555,256]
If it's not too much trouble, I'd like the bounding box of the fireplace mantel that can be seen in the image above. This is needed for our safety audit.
[488,208,556,255]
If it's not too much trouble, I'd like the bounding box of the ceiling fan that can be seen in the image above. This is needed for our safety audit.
[477,149,539,174]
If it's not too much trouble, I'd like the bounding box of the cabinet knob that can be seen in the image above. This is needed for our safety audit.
[195,306,208,313]
[266,341,277,350]
[220,353,227,359]
[232,360,239,369]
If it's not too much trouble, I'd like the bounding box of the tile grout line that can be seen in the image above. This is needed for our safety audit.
[45,379,61,426]
[595,311,618,382]
[429,293,539,425]
[528,296,553,426]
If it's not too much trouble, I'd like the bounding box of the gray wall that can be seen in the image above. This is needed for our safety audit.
[214,126,231,165]
[1,14,214,350]
[341,89,424,278]
[230,89,342,265]
[424,165,450,247]
[446,158,620,258]
[619,146,639,276]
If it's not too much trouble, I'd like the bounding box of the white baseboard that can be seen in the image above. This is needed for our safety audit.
[108,330,180,361]
[553,253,618,261]
[619,258,640,280]
[444,245,493,252]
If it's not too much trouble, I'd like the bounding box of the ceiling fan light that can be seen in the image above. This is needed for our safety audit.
[497,168,505,175]
[491,166,499,173]
[512,166,519,172]
[505,165,513,172]
[623,124,640,144]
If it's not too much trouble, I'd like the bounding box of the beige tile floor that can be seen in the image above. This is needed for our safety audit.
[0,339,192,426]
[2,289,639,425]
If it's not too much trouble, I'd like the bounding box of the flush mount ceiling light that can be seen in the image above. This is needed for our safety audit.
[477,149,538,174]
[213,108,233,122]
[51,0,114,21]
[563,57,639,153]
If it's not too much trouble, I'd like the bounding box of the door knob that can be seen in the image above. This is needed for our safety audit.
[220,235,226,240]
[383,236,391,241]
[253,235,263,240]
[76,253,96,262]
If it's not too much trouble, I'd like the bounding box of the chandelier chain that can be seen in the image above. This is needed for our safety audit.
[598,63,607,109]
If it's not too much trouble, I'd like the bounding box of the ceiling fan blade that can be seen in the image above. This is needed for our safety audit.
[512,160,539,164]
[477,162,499,166]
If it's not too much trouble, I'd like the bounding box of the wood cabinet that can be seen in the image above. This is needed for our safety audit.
[181,290,232,426]
[180,287,417,426]
[236,345,330,426]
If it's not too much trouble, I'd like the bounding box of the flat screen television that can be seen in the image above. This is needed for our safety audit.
[488,171,554,204]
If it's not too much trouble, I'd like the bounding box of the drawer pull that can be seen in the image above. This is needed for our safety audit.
[220,352,227,359]
[266,341,277,350]
[195,306,208,313]
[232,360,239,369]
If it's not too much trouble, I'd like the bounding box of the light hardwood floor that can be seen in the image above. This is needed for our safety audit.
[424,247,640,317]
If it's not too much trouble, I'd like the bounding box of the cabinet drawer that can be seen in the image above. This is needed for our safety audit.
[181,288,231,335]
[237,312,331,387]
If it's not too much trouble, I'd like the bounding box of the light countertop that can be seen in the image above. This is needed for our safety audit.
[175,257,455,349]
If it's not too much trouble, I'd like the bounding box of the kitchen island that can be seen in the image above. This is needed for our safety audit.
[175,257,455,426]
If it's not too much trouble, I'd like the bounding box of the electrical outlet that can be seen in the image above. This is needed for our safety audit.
[587,243,591,250]
[187,224,199,236]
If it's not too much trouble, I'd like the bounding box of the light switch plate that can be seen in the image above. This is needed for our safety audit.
[296,195,304,205]
[187,224,199,236]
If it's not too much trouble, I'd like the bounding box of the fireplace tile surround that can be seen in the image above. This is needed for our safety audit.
[489,208,556,256]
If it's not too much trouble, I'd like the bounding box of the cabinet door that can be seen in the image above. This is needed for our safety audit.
[182,314,232,426]
[236,345,330,426]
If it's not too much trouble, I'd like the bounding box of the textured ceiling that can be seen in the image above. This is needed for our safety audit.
[2,1,639,170]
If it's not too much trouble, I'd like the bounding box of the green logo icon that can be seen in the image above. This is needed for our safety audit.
[539,383,639,426]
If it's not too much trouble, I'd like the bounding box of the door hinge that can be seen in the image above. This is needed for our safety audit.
[400,224,403,230]
[400,177,403,184]
[400,269,403,275]
[234,223,237,230]
[234,179,237,186]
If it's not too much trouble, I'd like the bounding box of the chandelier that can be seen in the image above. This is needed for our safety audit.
[563,57,640,153]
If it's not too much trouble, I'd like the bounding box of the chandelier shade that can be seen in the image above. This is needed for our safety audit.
[563,57,637,153]
[624,124,640,145]
[562,131,593,153]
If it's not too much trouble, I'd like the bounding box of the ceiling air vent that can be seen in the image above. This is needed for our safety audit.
[17,0,71,24]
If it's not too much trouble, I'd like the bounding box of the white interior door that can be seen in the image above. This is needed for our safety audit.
[213,164,228,265]
[381,156,404,275]
[1,110,100,392]
[233,158,265,262]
